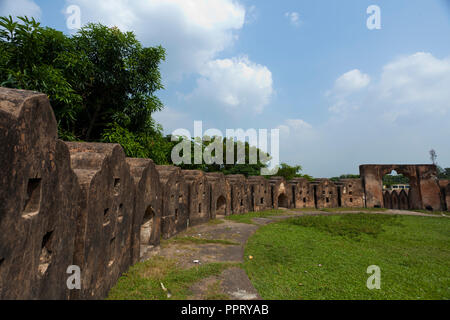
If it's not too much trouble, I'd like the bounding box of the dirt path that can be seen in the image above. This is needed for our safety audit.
[141,209,447,300]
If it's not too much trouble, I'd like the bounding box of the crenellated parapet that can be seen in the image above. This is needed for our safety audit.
[0,88,81,300]
[126,158,162,263]
[66,142,136,300]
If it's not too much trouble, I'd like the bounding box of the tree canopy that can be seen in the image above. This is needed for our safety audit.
[269,163,313,181]
[0,16,169,163]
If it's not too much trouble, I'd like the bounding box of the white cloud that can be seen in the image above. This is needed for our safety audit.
[328,53,450,120]
[66,0,274,118]
[378,52,450,114]
[0,0,41,18]
[326,69,370,114]
[289,52,450,177]
[66,0,246,81]
[333,69,370,95]
[188,56,274,114]
[285,11,301,27]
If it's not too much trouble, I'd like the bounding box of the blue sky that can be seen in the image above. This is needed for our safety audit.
[2,0,450,177]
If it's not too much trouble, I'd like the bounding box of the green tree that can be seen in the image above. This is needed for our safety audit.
[168,136,271,177]
[437,166,450,180]
[382,174,409,188]
[331,174,361,182]
[270,163,313,181]
[0,16,168,160]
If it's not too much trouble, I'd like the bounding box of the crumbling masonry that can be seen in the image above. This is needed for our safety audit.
[0,88,448,299]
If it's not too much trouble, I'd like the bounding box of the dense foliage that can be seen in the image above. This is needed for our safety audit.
[273,163,313,181]
[169,136,271,177]
[330,174,360,182]
[0,16,170,163]
[382,174,410,187]
[438,167,450,180]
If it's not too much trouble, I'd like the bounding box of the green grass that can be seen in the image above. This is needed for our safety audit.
[321,207,388,213]
[243,214,450,300]
[107,256,237,300]
[163,236,239,246]
[225,209,286,224]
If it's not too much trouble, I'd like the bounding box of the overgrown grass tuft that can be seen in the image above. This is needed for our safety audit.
[107,256,237,300]
[225,209,286,224]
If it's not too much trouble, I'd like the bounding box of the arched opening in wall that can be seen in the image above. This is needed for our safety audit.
[141,206,155,246]
[337,186,342,207]
[292,186,296,208]
[313,185,318,209]
[399,190,409,210]
[23,178,42,218]
[216,196,226,217]
[278,193,288,208]
[383,191,392,209]
[441,186,448,211]
[251,186,255,211]
[228,188,233,213]
[382,170,410,208]
[38,230,53,278]
[391,191,399,209]
[271,186,274,207]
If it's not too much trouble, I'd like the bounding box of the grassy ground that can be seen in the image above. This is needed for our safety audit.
[225,209,286,224]
[107,256,237,300]
[243,214,449,300]
[320,207,388,213]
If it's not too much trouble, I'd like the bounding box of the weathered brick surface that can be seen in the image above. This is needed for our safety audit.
[205,173,231,217]
[311,179,338,209]
[399,189,409,210]
[360,164,443,210]
[289,178,315,208]
[156,166,189,239]
[247,176,270,212]
[383,191,392,209]
[0,88,81,300]
[126,158,162,264]
[269,177,292,209]
[339,179,365,208]
[66,142,135,300]
[446,184,450,212]
[226,175,249,214]
[182,170,211,226]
